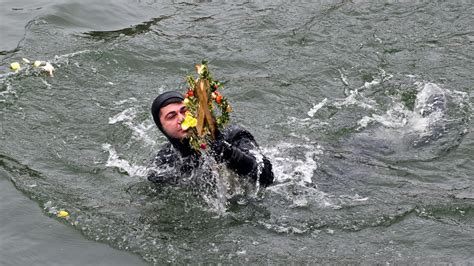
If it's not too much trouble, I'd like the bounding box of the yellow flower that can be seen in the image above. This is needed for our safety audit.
[181,112,197,130]
[10,62,21,72]
[33,60,42,67]
[183,98,190,105]
[57,210,69,218]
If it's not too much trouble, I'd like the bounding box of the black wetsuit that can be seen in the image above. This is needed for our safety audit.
[148,91,274,187]
[147,125,274,187]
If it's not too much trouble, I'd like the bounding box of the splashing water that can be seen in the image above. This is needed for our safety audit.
[353,81,469,155]
[102,143,148,177]
[2,1,473,263]
[109,107,156,146]
[265,142,322,185]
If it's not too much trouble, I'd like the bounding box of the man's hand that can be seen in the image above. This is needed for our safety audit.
[210,130,231,161]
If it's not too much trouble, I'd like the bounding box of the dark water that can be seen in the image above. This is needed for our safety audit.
[1,0,473,264]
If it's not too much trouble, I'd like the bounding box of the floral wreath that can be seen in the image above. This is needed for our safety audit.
[181,61,232,151]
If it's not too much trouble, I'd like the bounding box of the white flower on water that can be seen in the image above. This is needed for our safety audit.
[41,62,55,77]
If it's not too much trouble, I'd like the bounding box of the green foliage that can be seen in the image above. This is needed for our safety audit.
[183,61,232,151]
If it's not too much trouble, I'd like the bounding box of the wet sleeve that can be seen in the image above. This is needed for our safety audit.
[221,137,256,175]
[222,135,274,187]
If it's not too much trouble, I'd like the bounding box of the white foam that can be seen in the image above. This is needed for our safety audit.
[357,102,411,130]
[102,143,147,177]
[0,82,17,99]
[40,78,52,88]
[363,79,381,90]
[414,82,446,117]
[52,49,91,64]
[113,97,137,105]
[130,120,156,146]
[356,81,451,142]
[109,107,137,124]
[358,69,392,91]
[353,197,369,202]
[330,69,394,110]
[338,68,349,86]
[109,107,156,146]
[335,91,376,110]
[263,142,322,185]
[307,98,327,117]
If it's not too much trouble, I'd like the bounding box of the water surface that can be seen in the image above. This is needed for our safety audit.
[1,0,473,264]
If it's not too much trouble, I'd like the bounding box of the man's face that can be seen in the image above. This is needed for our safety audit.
[159,102,188,139]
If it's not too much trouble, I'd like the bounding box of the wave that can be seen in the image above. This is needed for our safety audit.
[82,16,172,41]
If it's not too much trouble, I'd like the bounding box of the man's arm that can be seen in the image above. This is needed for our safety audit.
[212,127,274,187]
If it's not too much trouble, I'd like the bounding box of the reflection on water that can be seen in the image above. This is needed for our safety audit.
[1,0,473,264]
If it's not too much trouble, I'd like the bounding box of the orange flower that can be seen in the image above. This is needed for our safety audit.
[216,95,223,104]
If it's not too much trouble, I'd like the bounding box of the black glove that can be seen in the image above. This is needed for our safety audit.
[211,130,231,161]
[215,145,257,177]
[210,129,259,177]
[258,157,274,187]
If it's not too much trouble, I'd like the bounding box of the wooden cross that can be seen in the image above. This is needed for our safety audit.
[194,64,216,138]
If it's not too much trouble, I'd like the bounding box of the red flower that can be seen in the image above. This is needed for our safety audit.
[200,143,207,150]
[216,95,223,104]
[187,90,194,97]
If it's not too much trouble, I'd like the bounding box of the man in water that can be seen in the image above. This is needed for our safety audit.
[147,91,274,187]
